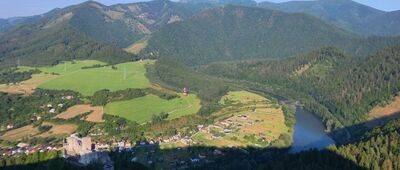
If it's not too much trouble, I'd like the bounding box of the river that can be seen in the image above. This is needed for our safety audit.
[289,106,336,153]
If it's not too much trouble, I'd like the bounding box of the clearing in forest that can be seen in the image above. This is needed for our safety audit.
[366,96,400,127]
[105,94,201,124]
[54,104,104,122]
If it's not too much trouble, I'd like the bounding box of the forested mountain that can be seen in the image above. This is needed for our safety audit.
[142,5,400,66]
[180,0,257,6]
[200,45,400,134]
[259,0,400,36]
[0,16,44,34]
[0,16,137,68]
[65,0,209,47]
[0,0,211,49]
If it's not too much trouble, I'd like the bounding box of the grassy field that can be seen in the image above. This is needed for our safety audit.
[36,60,154,96]
[220,90,268,105]
[105,94,201,123]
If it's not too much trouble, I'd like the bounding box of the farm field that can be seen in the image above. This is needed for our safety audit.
[105,94,201,123]
[38,60,154,96]
[0,74,57,95]
[37,122,77,138]
[55,104,104,122]
[0,125,39,141]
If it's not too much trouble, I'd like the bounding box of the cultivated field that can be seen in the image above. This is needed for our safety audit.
[105,94,201,123]
[38,122,77,137]
[38,60,154,96]
[55,104,104,122]
[0,74,57,95]
[0,125,39,141]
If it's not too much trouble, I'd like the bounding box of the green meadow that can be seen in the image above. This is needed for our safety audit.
[105,94,201,123]
[35,60,154,96]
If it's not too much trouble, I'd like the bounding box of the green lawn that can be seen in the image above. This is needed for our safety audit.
[105,94,201,123]
[37,60,154,96]
[220,90,268,105]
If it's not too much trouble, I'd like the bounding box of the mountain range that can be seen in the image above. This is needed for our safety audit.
[141,5,400,65]
[259,0,400,36]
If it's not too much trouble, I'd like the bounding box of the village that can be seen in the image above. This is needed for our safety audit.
[0,90,290,169]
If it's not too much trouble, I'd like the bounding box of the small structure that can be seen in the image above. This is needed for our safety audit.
[49,108,56,114]
[183,86,188,96]
[6,124,14,129]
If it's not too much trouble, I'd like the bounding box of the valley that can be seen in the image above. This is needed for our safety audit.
[0,0,399,169]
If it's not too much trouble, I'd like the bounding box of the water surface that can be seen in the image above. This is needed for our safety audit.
[289,107,335,153]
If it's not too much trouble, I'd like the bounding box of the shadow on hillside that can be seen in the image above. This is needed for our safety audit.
[1,144,367,170]
[329,113,400,145]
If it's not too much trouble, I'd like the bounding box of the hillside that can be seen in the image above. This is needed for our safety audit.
[0,22,136,68]
[180,0,257,6]
[142,5,399,66]
[200,45,400,134]
[65,0,206,47]
[0,0,210,48]
[259,0,400,36]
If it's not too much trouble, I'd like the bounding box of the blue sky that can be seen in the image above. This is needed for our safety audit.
[0,0,399,18]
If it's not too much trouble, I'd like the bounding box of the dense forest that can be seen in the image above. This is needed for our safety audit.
[0,22,138,68]
[142,5,400,66]
[200,46,400,138]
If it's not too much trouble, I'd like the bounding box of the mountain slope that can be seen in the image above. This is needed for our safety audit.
[0,0,210,48]
[142,5,398,66]
[57,0,211,48]
[259,0,400,36]
[0,15,136,68]
[200,45,400,131]
[180,0,257,6]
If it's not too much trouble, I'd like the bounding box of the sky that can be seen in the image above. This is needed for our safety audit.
[0,0,399,18]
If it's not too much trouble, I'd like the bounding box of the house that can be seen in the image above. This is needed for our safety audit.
[58,103,64,108]
[6,124,14,129]
[47,104,53,108]
[49,108,56,113]
[65,95,74,100]
[17,143,29,148]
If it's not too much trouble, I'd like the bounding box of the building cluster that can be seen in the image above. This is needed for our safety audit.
[148,132,192,145]
[0,142,62,157]
[195,114,254,139]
